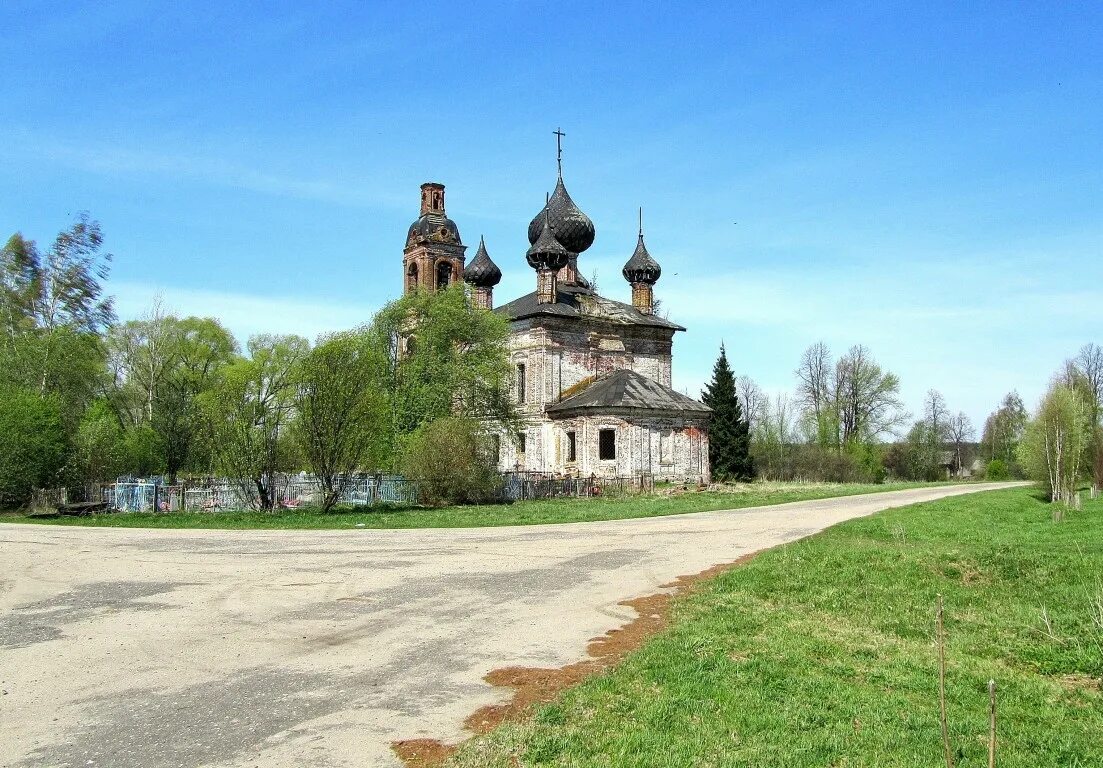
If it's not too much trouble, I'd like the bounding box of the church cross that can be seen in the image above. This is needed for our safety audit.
[554,128,565,173]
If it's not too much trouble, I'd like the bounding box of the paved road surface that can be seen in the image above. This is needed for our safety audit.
[0,483,1018,767]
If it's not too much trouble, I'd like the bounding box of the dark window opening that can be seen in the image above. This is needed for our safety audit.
[490,434,501,464]
[407,263,419,292]
[599,429,616,461]
[516,363,526,404]
[436,261,453,291]
[567,431,577,462]
[518,433,526,455]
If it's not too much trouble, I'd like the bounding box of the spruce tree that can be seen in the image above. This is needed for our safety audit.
[701,344,754,481]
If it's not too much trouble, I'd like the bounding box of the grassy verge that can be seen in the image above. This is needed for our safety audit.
[449,486,1102,767]
[0,481,957,530]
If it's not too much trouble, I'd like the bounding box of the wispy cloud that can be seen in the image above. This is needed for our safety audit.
[1,130,408,211]
[112,281,375,345]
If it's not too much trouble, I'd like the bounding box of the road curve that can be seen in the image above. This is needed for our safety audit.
[0,482,1022,767]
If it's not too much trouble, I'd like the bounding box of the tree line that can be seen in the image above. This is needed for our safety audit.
[702,340,1103,492]
[0,216,515,510]
[4,216,1098,508]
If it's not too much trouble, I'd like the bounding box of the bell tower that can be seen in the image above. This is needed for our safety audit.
[403,182,467,294]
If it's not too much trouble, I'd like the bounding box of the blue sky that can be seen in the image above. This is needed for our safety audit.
[2,1,1100,432]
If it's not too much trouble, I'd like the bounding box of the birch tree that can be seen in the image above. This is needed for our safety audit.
[1018,384,1092,507]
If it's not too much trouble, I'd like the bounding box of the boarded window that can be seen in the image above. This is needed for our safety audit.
[660,431,674,464]
[567,431,577,462]
[599,429,616,461]
[516,363,526,403]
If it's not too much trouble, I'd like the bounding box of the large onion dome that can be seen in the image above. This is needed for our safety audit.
[526,212,570,272]
[526,174,596,254]
[622,231,661,285]
[463,236,502,288]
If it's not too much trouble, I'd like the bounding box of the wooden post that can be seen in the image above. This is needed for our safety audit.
[987,679,997,768]
[937,594,955,768]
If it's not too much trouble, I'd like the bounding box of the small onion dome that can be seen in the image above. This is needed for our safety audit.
[526,175,596,254]
[622,233,661,285]
[526,213,570,271]
[406,212,462,247]
[463,236,502,288]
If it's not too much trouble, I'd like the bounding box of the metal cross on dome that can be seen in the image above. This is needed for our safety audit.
[554,127,565,174]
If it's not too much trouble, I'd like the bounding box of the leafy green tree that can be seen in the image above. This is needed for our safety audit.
[154,316,237,480]
[1018,384,1093,505]
[981,391,1027,473]
[71,399,126,483]
[121,424,165,478]
[401,417,501,506]
[0,390,67,508]
[200,334,308,510]
[0,217,113,427]
[294,328,388,511]
[702,344,753,481]
[106,311,238,480]
[372,284,517,466]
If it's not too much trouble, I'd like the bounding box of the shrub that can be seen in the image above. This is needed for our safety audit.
[985,459,1010,481]
[0,390,67,508]
[401,417,501,506]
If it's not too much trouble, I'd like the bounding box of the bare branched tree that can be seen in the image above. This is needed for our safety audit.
[736,375,766,431]
[835,345,907,446]
[947,411,975,477]
[1073,343,1102,428]
[795,341,835,446]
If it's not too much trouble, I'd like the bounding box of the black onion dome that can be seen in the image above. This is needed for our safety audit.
[406,213,462,247]
[526,214,570,271]
[622,234,661,285]
[463,237,502,287]
[526,175,596,254]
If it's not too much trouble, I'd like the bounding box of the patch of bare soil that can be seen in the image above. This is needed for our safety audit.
[391,739,458,768]
[391,554,759,766]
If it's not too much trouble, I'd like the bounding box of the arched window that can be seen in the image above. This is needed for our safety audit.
[407,263,419,293]
[436,261,453,291]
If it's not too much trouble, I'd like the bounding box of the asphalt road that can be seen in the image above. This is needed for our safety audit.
[0,483,1019,767]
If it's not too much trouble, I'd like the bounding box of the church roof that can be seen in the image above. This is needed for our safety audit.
[546,368,710,417]
[496,284,685,331]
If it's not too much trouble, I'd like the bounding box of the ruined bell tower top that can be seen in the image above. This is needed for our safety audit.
[419,182,446,216]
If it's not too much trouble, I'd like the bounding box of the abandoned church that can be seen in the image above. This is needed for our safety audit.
[401,149,711,483]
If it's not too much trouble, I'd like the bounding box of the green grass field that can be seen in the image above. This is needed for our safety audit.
[449,486,1102,767]
[1,481,951,530]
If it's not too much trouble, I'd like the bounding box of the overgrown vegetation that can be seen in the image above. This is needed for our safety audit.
[402,417,502,506]
[447,486,1103,767]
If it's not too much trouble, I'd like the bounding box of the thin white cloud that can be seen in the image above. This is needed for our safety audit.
[112,281,375,345]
